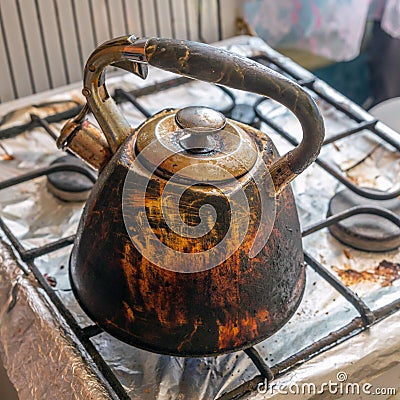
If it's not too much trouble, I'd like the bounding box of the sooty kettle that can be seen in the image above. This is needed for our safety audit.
[58,35,324,356]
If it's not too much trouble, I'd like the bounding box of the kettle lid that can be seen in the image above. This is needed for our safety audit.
[135,106,258,182]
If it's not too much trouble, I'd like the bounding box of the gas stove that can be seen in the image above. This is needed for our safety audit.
[0,36,399,400]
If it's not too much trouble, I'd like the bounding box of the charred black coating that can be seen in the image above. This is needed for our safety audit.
[70,113,305,357]
[67,36,326,356]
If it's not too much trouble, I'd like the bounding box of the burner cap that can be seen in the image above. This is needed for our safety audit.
[47,155,95,202]
[229,104,261,128]
[327,188,400,252]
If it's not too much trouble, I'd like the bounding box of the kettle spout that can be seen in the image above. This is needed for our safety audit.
[57,105,112,171]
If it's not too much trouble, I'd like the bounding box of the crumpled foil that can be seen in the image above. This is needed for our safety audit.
[0,240,112,400]
[0,36,399,399]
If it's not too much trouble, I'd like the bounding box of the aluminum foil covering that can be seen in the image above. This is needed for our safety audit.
[0,240,112,400]
[0,36,399,399]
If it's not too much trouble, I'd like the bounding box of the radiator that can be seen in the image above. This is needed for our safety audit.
[0,0,240,102]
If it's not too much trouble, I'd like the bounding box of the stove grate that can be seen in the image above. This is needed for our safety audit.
[0,47,400,399]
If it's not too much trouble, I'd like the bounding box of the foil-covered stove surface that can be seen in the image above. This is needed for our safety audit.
[0,36,399,399]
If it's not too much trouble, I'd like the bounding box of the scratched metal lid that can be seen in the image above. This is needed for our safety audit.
[135,107,258,182]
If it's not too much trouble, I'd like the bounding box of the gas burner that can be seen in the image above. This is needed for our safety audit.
[217,87,261,128]
[115,86,262,129]
[228,103,261,129]
[327,188,400,252]
[47,155,95,202]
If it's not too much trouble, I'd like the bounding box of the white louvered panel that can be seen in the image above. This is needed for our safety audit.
[91,0,113,45]
[73,0,98,67]
[185,0,200,41]
[19,0,52,92]
[37,0,70,89]
[107,0,126,37]
[220,0,238,39]
[0,10,16,102]
[200,0,220,43]
[124,0,146,37]
[171,0,189,40]
[54,0,85,87]
[141,0,158,37]
[1,0,33,99]
[157,0,176,37]
[0,0,240,103]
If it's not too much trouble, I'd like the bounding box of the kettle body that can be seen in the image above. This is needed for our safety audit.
[59,36,324,356]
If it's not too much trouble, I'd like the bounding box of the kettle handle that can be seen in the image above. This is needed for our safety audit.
[82,36,325,192]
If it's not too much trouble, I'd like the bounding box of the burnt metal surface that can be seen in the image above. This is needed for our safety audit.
[134,109,258,182]
[175,106,227,132]
[82,36,148,153]
[62,36,326,356]
[327,188,400,252]
[70,116,305,357]
[57,109,113,171]
[175,106,227,154]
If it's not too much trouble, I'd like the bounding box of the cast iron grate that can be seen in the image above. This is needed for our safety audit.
[1,48,400,400]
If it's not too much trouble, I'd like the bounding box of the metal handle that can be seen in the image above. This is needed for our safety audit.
[81,35,325,191]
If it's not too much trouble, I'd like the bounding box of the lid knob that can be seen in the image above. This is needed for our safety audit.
[175,106,226,154]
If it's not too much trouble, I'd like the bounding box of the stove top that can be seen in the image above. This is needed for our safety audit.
[0,36,399,399]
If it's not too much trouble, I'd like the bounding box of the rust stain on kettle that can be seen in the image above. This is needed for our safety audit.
[217,310,269,349]
[68,121,306,355]
[177,318,203,352]
[62,34,326,356]
[122,301,135,322]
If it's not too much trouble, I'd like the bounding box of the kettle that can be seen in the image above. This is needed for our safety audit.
[58,36,324,356]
